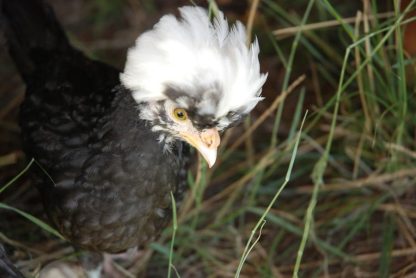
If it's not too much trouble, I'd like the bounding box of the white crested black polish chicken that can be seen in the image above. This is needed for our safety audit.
[1,0,267,276]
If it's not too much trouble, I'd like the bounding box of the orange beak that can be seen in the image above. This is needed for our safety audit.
[179,128,220,168]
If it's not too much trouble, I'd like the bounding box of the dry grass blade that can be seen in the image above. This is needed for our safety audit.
[378,204,416,219]
[205,149,276,206]
[15,247,73,268]
[246,0,261,44]
[0,233,44,255]
[385,143,416,159]
[277,247,416,272]
[296,167,416,193]
[0,152,23,168]
[0,90,24,120]
[225,75,305,156]
[273,12,394,38]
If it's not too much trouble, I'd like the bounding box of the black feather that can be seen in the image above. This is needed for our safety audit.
[2,0,190,253]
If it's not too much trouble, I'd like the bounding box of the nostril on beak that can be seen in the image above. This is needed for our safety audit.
[201,128,220,149]
[206,137,213,147]
[201,133,211,147]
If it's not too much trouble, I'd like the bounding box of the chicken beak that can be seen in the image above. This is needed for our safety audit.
[180,128,220,168]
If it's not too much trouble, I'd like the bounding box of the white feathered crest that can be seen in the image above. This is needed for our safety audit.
[121,6,267,118]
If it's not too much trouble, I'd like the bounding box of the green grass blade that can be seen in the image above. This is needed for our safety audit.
[168,191,179,278]
[270,0,315,147]
[379,213,395,278]
[248,207,351,260]
[234,111,308,278]
[0,158,34,194]
[0,202,65,240]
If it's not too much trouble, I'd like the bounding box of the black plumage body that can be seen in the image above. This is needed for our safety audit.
[2,0,189,253]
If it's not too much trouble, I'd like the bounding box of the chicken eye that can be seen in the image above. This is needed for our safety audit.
[173,108,188,121]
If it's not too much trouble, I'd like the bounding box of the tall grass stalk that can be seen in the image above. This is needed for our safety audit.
[235,111,308,278]
[168,191,179,278]
[270,0,315,148]
[293,1,416,276]
[392,0,408,168]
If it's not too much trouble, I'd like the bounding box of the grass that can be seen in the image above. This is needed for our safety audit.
[1,0,416,277]
[168,191,178,278]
